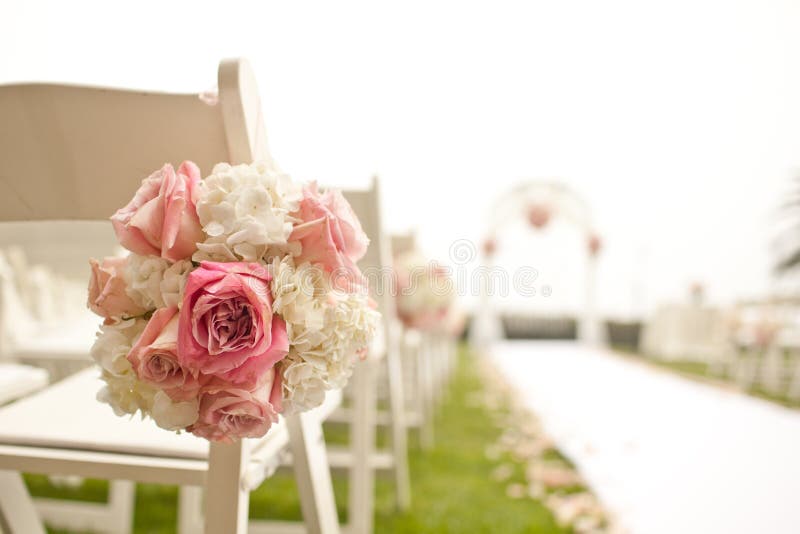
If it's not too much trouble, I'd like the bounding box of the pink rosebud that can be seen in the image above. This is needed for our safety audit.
[178,262,289,390]
[127,307,201,401]
[482,238,497,257]
[87,256,146,319]
[588,234,602,256]
[189,371,282,442]
[111,161,204,261]
[290,183,369,291]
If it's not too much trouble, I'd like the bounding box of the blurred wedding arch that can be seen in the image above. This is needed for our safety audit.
[471,180,604,349]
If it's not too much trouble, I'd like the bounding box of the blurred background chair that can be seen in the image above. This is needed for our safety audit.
[334,177,411,531]
[0,251,50,405]
[260,178,414,533]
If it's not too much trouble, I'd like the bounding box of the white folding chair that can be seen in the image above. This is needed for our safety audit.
[0,57,340,534]
[339,178,411,530]
[411,326,458,449]
[270,177,412,534]
[408,329,435,449]
[388,234,439,450]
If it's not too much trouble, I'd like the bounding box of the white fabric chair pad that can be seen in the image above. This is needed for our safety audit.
[0,368,209,459]
[0,367,341,461]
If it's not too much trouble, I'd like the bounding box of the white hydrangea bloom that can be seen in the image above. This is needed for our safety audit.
[90,317,146,376]
[160,260,193,308]
[125,255,192,310]
[124,254,169,309]
[150,390,199,431]
[92,317,196,427]
[271,256,380,413]
[280,352,327,414]
[270,256,328,348]
[91,317,155,417]
[96,371,157,418]
[193,161,302,262]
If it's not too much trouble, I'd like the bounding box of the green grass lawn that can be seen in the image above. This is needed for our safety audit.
[26,347,568,534]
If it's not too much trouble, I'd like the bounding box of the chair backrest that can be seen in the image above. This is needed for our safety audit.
[343,177,397,325]
[0,58,268,222]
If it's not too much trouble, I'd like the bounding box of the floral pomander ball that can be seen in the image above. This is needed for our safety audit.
[88,161,380,442]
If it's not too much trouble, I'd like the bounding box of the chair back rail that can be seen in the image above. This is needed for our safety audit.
[0,59,267,222]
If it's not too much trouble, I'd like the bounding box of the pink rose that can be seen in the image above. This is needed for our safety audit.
[87,256,146,318]
[127,307,201,401]
[189,371,282,442]
[178,262,289,389]
[290,183,369,291]
[111,161,204,262]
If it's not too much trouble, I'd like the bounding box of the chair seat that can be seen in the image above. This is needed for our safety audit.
[0,363,49,405]
[0,368,209,459]
[0,367,342,460]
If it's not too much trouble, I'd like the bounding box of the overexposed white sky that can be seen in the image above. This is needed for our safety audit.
[2,0,800,318]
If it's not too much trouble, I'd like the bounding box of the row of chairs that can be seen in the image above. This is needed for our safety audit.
[642,301,800,401]
[0,58,459,533]
[711,303,800,400]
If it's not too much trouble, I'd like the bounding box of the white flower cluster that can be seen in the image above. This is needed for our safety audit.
[193,161,302,262]
[125,255,192,310]
[269,256,380,413]
[91,318,152,416]
[91,159,379,434]
[91,318,198,431]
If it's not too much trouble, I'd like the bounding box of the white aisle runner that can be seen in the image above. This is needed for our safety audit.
[492,341,800,534]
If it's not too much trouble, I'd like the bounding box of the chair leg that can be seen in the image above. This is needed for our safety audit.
[760,345,781,394]
[348,358,377,534]
[178,486,204,534]
[735,349,757,389]
[788,353,800,401]
[438,335,447,401]
[286,411,340,534]
[0,470,46,534]
[107,480,135,534]
[417,336,434,450]
[386,347,411,511]
[204,441,250,534]
[429,335,440,406]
